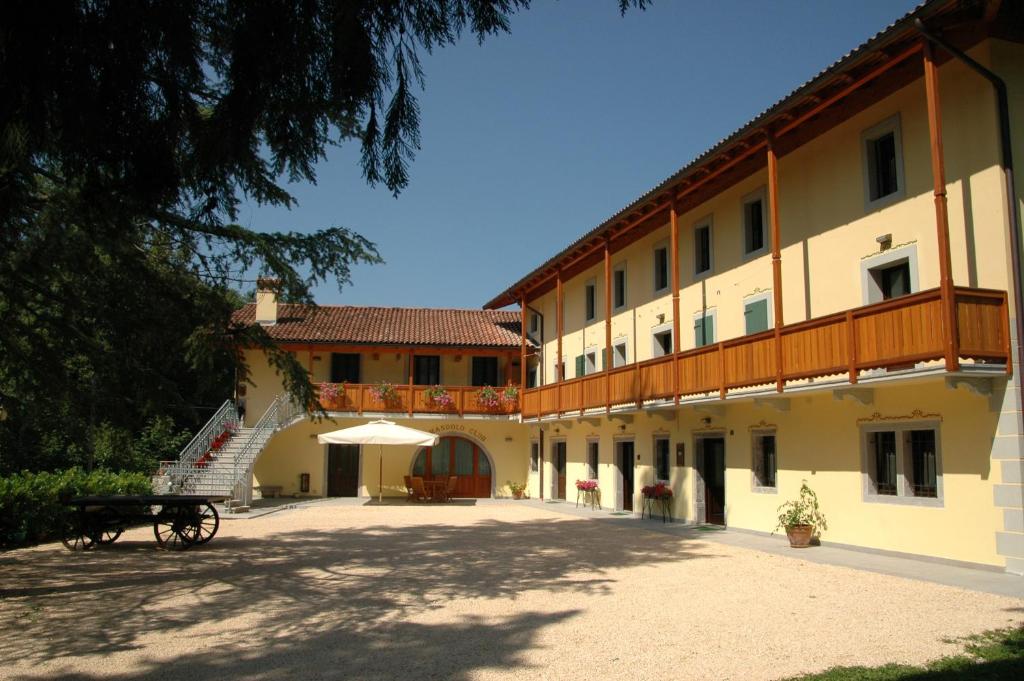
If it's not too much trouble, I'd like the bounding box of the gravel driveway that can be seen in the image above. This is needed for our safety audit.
[1,502,1021,680]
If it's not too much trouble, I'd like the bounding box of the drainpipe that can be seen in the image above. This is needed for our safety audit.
[913,20,1024,399]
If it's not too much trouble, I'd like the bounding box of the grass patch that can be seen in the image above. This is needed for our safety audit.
[784,626,1024,680]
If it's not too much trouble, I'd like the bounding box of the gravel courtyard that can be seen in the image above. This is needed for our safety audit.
[1,502,1021,681]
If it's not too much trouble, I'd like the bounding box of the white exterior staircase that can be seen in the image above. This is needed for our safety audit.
[153,395,303,506]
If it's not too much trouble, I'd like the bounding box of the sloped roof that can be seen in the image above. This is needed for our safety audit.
[232,304,523,348]
[483,0,959,309]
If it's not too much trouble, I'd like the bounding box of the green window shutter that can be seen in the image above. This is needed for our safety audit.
[601,348,607,370]
[744,298,769,334]
[695,315,714,348]
[575,355,586,378]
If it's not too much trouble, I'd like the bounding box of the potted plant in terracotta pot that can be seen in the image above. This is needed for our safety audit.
[774,481,827,548]
[507,481,527,500]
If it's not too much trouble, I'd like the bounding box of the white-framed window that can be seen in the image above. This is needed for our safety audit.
[743,292,772,335]
[586,440,599,479]
[693,309,716,348]
[654,436,671,482]
[693,216,713,278]
[584,279,596,323]
[861,421,942,506]
[742,188,768,258]
[651,322,673,357]
[653,242,669,294]
[529,312,540,338]
[612,337,628,368]
[751,430,777,491]
[861,114,905,210]
[860,244,918,304]
[613,263,627,310]
[575,348,598,378]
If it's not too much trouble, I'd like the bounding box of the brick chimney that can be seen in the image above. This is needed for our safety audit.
[255,278,280,326]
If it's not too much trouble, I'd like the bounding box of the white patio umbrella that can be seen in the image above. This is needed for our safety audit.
[317,419,438,502]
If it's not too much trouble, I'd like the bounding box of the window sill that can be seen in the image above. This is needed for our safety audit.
[864,188,906,213]
[742,247,769,262]
[863,493,943,508]
[751,485,778,495]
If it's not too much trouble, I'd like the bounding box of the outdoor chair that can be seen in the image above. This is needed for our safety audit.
[444,475,458,502]
[403,475,415,501]
[410,476,429,502]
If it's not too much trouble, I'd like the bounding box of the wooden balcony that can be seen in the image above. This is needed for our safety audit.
[317,384,519,417]
[521,286,1010,420]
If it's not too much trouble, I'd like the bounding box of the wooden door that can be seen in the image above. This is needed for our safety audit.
[619,441,635,511]
[554,442,566,499]
[327,444,360,496]
[412,436,492,498]
[702,438,726,525]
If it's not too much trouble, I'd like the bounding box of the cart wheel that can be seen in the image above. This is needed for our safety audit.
[192,503,220,544]
[94,506,125,545]
[153,506,197,550]
[61,514,96,552]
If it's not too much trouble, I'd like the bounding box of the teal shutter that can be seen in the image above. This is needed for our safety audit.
[744,299,769,334]
[601,348,607,370]
[575,355,586,378]
[695,315,714,348]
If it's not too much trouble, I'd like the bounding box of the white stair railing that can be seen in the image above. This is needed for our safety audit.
[176,400,239,467]
[157,394,304,498]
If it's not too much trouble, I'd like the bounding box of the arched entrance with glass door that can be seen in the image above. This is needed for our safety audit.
[411,435,493,498]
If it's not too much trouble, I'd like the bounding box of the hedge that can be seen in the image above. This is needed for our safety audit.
[0,468,152,549]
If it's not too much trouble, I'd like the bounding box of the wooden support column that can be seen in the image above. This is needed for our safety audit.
[670,201,681,404]
[767,133,785,393]
[923,41,960,372]
[604,236,612,413]
[556,269,564,415]
[407,349,414,417]
[520,295,528,389]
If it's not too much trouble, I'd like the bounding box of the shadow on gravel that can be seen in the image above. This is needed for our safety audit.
[0,514,717,679]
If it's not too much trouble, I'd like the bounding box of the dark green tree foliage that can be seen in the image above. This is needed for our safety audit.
[0,1,645,474]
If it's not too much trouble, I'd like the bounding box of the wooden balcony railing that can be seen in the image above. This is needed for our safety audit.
[521,286,1010,420]
[316,384,519,417]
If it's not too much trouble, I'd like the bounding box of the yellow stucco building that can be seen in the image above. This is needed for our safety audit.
[195,1,1024,574]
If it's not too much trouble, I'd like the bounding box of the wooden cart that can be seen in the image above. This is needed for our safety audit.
[62,495,222,551]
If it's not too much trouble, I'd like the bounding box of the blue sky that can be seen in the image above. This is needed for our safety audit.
[241,0,922,310]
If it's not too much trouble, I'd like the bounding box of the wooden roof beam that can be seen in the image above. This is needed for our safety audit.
[776,41,922,138]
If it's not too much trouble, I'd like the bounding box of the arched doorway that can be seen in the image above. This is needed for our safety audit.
[412,436,492,498]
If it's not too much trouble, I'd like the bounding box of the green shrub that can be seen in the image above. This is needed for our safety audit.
[0,468,152,549]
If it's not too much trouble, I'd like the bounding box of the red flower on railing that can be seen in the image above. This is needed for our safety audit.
[319,382,346,407]
[477,385,501,409]
[424,385,455,409]
[199,424,237,465]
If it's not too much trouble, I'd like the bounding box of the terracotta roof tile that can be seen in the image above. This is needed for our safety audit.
[232,304,523,348]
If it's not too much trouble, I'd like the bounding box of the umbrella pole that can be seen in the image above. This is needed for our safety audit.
[379,445,383,503]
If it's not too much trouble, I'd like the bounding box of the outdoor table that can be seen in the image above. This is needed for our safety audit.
[424,479,447,501]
